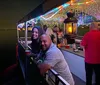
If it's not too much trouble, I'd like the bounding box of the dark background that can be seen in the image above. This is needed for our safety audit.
[0,0,44,72]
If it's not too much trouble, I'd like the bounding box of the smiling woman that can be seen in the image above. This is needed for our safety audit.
[31,26,43,54]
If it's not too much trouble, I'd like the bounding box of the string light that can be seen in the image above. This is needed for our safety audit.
[39,0,94,21]
[74,0,100,20]
[18,0,99,26]
[40,9,61,20]
[17,23,25,28]
[40,3,70,20]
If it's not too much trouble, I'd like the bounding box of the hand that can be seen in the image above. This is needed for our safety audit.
[38,63,51,75]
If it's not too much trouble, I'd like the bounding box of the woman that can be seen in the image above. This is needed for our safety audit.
[31,26,43,54]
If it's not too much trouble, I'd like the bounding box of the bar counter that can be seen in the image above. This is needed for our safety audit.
[60,47,84,57]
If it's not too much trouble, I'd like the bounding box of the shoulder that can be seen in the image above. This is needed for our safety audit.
[47,44,59,52]
[46,44,63,57]
[82,31,90,39]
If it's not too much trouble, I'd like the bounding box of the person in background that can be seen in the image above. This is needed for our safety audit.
[42,25,53,37]
[38,34,75,85]
[42,24,56,43]
[52,25,59,45]
[43,25,48,33]
[57,28,63,45]
[31,26,43,54]
[64,33,78,52]
[80,21,100,85]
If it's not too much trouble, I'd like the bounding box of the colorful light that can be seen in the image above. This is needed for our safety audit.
[40,3,70,20]
[40,9,60,20]
[58,5,63,10]
[85,2,89,4]
[17,23,25,28]
[62,3,70,8]
[18,0,99,26]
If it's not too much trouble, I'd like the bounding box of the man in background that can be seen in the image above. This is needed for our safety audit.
[80,21,100,85]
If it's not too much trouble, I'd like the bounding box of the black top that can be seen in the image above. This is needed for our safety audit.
[31,36,41,54]
[64,34,75,44]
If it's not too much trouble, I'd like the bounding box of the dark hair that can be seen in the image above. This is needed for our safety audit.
[43,25,47,32]
[32,26,43,37]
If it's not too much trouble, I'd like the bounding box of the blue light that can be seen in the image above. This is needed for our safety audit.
[53,8,59,11]
[36,16,40,20]
[62,3,69,8]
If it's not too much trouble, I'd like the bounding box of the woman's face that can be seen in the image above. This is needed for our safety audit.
[32,28,39,39]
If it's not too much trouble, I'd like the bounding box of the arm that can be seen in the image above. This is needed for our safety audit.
[80,43,85,54]
[38,50,59,75]
[80,33,88,54]
[38,63,51,75]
